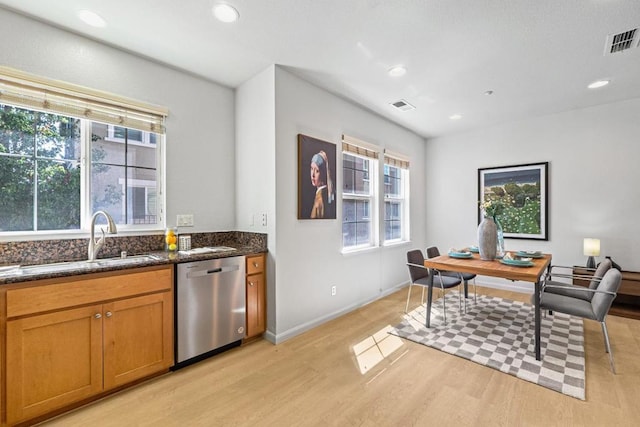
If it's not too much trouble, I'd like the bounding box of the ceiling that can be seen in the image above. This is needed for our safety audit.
[1,0,640,139]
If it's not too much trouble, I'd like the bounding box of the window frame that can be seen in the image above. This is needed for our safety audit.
[341,136,411,253]
[382,161,410,245]
[0,66,167,238]
[0,104,165,238]
[84,121,165,233]
[341,135,382,253]
[341,151,379,252]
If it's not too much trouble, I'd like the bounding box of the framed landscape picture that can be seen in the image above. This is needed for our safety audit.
[298,134,337,219]
[478,162,549,240]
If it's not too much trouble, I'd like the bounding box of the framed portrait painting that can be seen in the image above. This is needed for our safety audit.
[298,134,337,219]
[478,162,549,240]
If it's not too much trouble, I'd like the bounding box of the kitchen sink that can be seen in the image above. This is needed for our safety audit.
[93,254,161,266]
[0,254,162,277]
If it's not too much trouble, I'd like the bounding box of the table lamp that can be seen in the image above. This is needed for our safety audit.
[583,238,600,269]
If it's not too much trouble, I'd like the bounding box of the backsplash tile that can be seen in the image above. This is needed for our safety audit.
[0,231,267,266]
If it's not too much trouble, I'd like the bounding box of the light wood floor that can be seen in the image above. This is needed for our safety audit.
[40,286,640,426]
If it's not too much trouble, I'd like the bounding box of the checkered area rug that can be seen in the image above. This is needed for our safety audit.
[390,294,585,400]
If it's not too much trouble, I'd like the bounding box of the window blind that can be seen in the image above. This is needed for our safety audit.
[384,149,410,169]
[342,134,379,158]
[0,66,167,134]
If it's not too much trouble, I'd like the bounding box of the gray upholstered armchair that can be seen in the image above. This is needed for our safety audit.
[543,259,612,300]
[538,267,622,373]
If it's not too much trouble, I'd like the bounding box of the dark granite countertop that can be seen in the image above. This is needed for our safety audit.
[0,244,267,285]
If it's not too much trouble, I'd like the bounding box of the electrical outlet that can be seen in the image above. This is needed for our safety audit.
[177,214,194,227]
[331,285,337,296]
[261,212,267,226]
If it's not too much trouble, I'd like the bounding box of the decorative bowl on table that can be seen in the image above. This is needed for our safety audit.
[500,258,534,267]
[468,246,479,253]
[515,250,543,258]
[448,250,473,259]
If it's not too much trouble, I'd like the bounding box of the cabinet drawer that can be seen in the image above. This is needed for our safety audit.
[246,254,265,275]
[620,278,640,297]
[7,265,173,318]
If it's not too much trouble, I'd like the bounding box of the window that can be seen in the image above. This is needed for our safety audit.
[341,135,411,252]
[383,151,410,243]
[0,107,81,231]
[342,136,379,250]
[0,67,166,234]
[90,123,160,226]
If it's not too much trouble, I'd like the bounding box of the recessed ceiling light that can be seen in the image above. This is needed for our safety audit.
[388,65,407,77]
[588,80,610,89]
[449,114,462,120]
[213,3,240,23]
[77,10,106,28]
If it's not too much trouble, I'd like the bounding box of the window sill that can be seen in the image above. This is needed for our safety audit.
[341,245,379,256]
[382,239,411,248]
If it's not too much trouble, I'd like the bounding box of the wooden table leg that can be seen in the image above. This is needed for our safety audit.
[534,279,541,360]
[426,270,434,328]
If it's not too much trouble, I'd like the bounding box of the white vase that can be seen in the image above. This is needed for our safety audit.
[495,217,505,257]
[478,216,497,260]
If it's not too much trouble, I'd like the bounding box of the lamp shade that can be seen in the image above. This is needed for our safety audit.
[583,238,601,256]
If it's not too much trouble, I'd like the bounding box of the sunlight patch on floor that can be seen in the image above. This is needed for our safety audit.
[352,325,404,374]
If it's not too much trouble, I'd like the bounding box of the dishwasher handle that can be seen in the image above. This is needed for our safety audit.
[186,264,240,278]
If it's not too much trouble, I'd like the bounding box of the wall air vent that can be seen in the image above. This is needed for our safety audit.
[390,99,415,112]
[604,28,639,54]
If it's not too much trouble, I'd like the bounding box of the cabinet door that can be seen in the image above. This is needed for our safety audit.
[246,272,266,338]
[6,305,103,425]
[103,292,173,390]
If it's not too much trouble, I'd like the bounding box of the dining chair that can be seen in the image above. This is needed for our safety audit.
[543,259,611,301]
[426,246,477,303]
[406,249,463,325]
[538,267,622,373]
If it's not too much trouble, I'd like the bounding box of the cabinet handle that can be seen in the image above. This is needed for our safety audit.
[253,262,259,268]
[105,311,113,318]
[94,313,102,319]
[249,281,254,286]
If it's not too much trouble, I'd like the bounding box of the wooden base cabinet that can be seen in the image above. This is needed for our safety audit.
[246,254,266,339]
[4,265,174,426]
[6,305,104,424]
[103,291,173,390]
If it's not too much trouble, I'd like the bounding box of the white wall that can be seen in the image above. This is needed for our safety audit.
[235,66,277,333]
[271,67,427,341]
[426,98,640,289]
[0,8,236,232]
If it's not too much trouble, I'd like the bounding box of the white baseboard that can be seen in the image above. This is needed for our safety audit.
[264,276,534,345]
[266,281,408,344]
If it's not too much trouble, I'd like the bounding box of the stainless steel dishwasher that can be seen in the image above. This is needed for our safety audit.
[175,256,246,368]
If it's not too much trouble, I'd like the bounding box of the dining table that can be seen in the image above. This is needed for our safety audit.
[423,252,552,361]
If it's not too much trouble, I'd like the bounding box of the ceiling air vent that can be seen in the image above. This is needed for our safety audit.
[390,99,415,112]
[604,28,639,54]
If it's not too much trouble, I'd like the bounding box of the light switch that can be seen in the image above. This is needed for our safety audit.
[177,214,194,227]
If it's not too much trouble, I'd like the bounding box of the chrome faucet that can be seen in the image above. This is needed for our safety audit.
[88,210,118,262]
